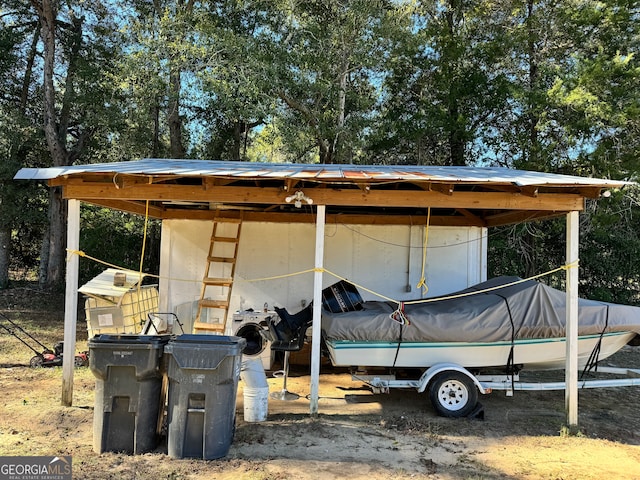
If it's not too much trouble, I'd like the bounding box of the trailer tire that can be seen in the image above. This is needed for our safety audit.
[429,371,478,418]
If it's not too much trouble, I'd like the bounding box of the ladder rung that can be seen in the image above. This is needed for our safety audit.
[215,217,242,224]
[207,256,236,263]
[211,236,240,243]
[193,321,225,332]
[199,299,229,309]
[202,277,233,286]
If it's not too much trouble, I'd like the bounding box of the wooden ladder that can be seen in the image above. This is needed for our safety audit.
[193,216,242,334]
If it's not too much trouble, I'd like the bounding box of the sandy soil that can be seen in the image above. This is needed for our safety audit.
[1,286,640,479]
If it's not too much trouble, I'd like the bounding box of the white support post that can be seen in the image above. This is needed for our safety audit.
[62,199,80,406]
[310,205,326,416]
[565,211,579,429]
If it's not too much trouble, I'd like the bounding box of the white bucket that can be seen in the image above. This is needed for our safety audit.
[240,358,269,388]
[243,386,269,422]
[241,358,269,422]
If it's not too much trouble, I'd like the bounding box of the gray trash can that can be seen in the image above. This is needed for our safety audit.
[164,334,246,460]
[89,334,171,454]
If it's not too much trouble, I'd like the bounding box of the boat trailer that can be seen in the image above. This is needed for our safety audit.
[353,362,640,418]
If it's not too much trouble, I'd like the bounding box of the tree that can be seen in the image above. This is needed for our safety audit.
[0,0,48,288]
[488,0,640,299]
[28,0,124,288]
[192,2,275,160]
[371,0,511,166]
[259,0,403,164]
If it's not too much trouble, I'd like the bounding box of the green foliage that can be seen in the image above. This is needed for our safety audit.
[578,190,640,305]
[79,206,161,286]
[1,0,639,299]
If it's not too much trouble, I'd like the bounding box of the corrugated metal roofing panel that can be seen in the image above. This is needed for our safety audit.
[13,158,631,188]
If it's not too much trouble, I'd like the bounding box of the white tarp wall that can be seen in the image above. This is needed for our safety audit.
[158,219,487,331]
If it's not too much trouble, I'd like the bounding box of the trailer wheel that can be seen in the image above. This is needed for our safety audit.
[30,354,44,368]
[429,371,478,418]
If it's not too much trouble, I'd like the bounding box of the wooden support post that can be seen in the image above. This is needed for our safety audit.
[565,211,579,430]
[62,199,80,406]
[310,205,326,416]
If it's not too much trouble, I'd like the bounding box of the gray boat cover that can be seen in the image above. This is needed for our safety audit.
[321,276,640,343]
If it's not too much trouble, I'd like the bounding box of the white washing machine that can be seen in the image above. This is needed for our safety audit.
[231,310,276,370]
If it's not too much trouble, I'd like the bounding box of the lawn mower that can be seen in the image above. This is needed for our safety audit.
[0,312,89,368]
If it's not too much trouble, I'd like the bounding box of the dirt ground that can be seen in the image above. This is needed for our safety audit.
[1,285,640,479]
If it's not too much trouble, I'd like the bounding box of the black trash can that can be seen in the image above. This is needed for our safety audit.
[89,334,171,454]
[164,334,246,460]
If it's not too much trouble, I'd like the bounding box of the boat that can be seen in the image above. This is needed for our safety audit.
[320,277,640,372]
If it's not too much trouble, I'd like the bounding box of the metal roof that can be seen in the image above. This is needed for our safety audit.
[13,158,629,188]
[13,159,633,228]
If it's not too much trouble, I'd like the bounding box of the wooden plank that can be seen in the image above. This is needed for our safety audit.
[193,321,225,333]
[565,211,580,430]
[62,199,80,407]
[199,299,229,309]
[202,277,233,286]
[207,256,236,263]
[63,183,586,211]
[211,236,240,243]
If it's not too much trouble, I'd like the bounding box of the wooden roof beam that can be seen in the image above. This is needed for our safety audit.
[454,208,487,227]
[485,210,567,227]
[160,209,476,226]
[63,183,586,212]
[79,199,166,218]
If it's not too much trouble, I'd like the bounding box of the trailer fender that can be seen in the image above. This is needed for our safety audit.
[416,363,487,395]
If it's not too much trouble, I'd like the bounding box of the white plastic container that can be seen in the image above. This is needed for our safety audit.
[240,358,269,422]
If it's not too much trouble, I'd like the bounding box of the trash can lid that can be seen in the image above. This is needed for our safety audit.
[164,334,246,370]
[168,334,244,345]
[89,334,172,347]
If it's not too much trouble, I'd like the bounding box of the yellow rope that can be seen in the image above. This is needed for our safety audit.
[243,268,318,282]
[66,249,198,284]
[415,207,430,296]
[137,199,150,299]
[402,261,579,306]
[67,248,579,309]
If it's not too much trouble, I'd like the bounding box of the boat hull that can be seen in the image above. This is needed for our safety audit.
[325,331,636,370]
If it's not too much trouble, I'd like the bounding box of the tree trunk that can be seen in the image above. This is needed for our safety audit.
[332,60,348,164]
[47,187,67,290]
[168,68,185,158]
[38,225,50,289]
[526,0,540,166]
[0,25,40,288]
[447,89,465,166]
[31,0,75,289]
[20,27,40,108]
[152,101,161,157]
[0,228,10,289]
[35,0,68,167]
[232,121,242,160]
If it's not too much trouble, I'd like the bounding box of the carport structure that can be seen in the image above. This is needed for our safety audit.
[14,159,630,429]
